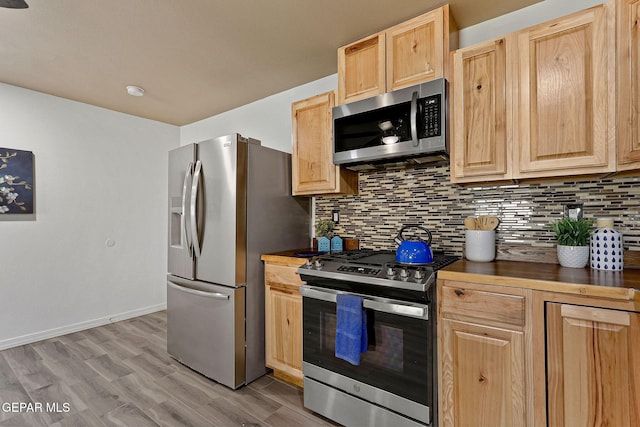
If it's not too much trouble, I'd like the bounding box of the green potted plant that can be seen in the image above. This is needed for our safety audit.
[549,217,594,268]
[315,219,335,239]
[315,219,335,252]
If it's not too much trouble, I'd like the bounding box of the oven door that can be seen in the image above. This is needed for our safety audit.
[300,285,433,419]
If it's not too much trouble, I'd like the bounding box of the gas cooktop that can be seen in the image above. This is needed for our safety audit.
[298,249,459,294]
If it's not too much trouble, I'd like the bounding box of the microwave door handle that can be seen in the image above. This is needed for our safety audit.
[410,90,419,147]
[182,162,194,256]
[300,285,428,320]
[190,160,203,258]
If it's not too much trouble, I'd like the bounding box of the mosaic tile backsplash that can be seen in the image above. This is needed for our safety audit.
[315,164,640,264]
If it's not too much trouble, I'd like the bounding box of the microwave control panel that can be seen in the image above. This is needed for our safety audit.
[418,94,441,138]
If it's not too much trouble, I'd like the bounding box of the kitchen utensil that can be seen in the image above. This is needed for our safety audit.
[394,224,433,264]
[464,217,477,230]
[485,216,499,230]
[477,215,499,230]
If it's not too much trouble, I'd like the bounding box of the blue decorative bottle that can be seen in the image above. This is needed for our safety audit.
[331,236,343,253]
[317,237,331,253]
[590,218,623,271]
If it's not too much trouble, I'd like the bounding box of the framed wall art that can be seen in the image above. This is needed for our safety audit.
[0,148,34,214]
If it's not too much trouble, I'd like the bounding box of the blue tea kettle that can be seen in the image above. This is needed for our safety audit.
[394,224,433,264]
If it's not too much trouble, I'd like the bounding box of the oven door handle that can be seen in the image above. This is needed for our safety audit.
[300,285,428,320]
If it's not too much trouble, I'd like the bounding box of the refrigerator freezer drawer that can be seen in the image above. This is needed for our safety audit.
[166,275,246,389]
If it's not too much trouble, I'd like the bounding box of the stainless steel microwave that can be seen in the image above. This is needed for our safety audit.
[333,78,447,170]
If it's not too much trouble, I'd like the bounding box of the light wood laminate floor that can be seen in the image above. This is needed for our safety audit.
[0,311,338,427]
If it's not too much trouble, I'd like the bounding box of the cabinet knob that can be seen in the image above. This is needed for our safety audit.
[454,289,465,297]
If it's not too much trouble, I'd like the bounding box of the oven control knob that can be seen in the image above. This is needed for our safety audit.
[314,260,323,269]
[399,268,409,278]
[305,259,313,268]
[386,267,395,277]
[414,270,423,280]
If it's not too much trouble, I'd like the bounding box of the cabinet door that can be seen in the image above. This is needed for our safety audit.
[440,318,526,427]
[513,4,615,178]
[265,285,303,382]
[617,0,640,170]
[386,7,446,91]
[450,37,511,183]
[292,91,356,196]
[546,303,640,427]
[337,33,386,105]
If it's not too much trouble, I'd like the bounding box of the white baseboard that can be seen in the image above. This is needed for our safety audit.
[0,303,167,351]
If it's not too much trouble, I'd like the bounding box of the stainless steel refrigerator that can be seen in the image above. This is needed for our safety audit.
[166,134,310,389]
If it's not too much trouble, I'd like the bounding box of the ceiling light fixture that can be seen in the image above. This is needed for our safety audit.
[0,0,28,8]
[126,85,145,97]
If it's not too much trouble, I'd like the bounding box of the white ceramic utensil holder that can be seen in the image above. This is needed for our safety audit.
[465,230,496,262]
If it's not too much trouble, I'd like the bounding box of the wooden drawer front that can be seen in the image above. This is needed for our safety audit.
[441,285,525,327]
[265,264,304,288]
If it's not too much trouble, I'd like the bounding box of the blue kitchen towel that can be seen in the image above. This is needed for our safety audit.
[335,294,368,365]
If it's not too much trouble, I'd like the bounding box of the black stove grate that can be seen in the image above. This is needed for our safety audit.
[321,249,459,271]
[429,254,460,271]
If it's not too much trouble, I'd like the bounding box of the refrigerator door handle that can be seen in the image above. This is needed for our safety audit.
[190,160,203,258]
[168,281,230,300]
[182,162,194,256]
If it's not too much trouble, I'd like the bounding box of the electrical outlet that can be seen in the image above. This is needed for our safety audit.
[563,203,583,220]
[332,209,340,224]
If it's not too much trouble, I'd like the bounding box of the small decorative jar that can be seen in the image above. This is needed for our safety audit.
[317,236,331,253]
[590,218,623,271]
[330,236,343,253]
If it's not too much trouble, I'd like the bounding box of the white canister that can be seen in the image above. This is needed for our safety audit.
[465,230,496,262]
[590,218,623,271]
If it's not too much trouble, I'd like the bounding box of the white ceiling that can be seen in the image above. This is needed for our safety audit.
[0,0,541,125]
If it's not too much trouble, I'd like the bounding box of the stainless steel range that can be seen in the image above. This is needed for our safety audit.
[299,250,459,427]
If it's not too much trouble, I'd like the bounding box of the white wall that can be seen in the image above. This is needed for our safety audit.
[180,75,337,151]
[459,0,606,47]
[0,83,179,349]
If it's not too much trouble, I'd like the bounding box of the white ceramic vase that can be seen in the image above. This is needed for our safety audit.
[590,218,623,271]
[557,245,589,268]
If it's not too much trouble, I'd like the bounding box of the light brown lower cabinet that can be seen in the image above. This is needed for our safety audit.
[438,282,531,427]
[546,302,640,427]
[438,277,640,427]
[440,319,526,426]
[264,260,305,387]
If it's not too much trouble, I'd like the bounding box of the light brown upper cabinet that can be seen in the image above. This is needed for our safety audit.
[291,91,358,196]
[450,37,513,183]
[617,0,640,171]
[337,5,457,105]
[513,3,616,179]
[450,2,616,184]
[337,33,386,106]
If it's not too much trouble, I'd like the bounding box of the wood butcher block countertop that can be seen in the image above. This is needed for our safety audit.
[439,260,640,303]
[260,249,315,265]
